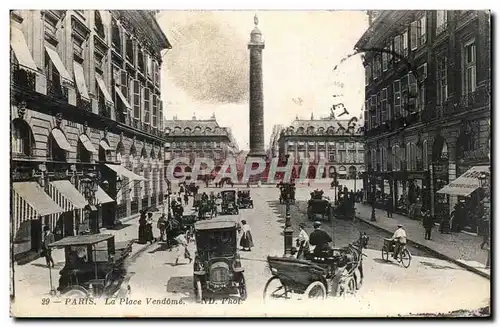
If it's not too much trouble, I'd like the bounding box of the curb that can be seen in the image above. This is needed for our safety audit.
[354,215,491,280]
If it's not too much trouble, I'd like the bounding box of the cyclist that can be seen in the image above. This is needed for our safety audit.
[390,224,407,260]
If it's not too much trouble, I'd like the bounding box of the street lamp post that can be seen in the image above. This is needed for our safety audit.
[283,185,293,257]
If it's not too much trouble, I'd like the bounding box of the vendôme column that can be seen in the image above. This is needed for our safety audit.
[247,14,266,158]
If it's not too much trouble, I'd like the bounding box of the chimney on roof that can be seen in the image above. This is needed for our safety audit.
[211,112,216,120]
[295,114,299,120]
[311,113,314,120]
[192,113,196,120]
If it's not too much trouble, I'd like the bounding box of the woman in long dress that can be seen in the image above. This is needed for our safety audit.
[239,220,254,251]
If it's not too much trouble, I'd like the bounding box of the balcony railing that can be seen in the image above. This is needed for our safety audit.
[11,63,36,91]
[47,79,68,101]
[76,93,92,112]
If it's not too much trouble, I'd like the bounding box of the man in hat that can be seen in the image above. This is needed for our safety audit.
[309,221,333,257]
[390,224,407,260]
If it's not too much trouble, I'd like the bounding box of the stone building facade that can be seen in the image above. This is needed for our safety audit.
[10,10,170,258]
[164,114,240,179]
[267,124,284,160]
[356,10,490,234]
[277,116,365,180]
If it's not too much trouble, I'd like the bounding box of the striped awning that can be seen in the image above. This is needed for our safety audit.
[95,74,114,104]
[95,186,114,204]
[437,166,489,197]
[105,164,146,181]
[10,26,38,72]
[45,45,72,81]
[12,182,64,217]
[114,86,132,109]
[48,180,88,210]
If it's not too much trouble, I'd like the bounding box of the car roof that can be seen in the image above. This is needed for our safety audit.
[195,219,237,231]
[221,190,236,194]
[48,234,114,247]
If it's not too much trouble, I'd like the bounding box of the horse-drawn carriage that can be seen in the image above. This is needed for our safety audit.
[307,190,333,221]
[278,182,296,204]
[164,214,198,247]
[197,197,218,219]
[263,233,368,301]
[221,190,239,215]
[47,234,133,298]
[237,189,253,209]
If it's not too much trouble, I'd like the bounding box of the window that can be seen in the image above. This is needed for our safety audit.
[393,35,401,63]
[393,79,401,117]
[365,65,371,86]
[364,100,369,129]
[143,87,150,124]
[400,74,409,116]
[382,46,388,71]
[436,10,447,35]
[417,85,425,112]
[437,56,448,104]
[94,11,105,39]
[133,79,140,118]
[329,153,335,162]
[370,95,377,127]
[409,73,417,112]
[153,60,159,86]
[463,40,476,94]
[372,58,378,80]
[402,31,408,57]
[138,47,144,72]
[417,15,426,47]
[376,91,381,125]
[388,41,394,67]
[152,94,158,128]
[126,34,134,63]
[111,19,121,52]
[146,54,153,78]
[380,88,388,122]
[410,21,418,50]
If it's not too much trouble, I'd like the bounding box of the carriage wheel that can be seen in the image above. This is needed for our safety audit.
[304,281,326,300]
[400,249,412,268]
[381,246,389,261]
[194,279,203,303]
[238,275,247,301]
[62,286,89,298]
[263,276,288,302]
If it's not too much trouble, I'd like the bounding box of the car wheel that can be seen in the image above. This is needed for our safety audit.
[238,275,247,301]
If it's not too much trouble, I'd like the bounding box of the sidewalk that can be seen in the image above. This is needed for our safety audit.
[12,215,156,299]
[354,203,491,279]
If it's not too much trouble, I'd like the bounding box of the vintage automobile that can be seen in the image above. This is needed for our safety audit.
[278,182,296,204]
[221,190,239,215]
[193,219,246,302]
[47,234,133,298]
[197,197,218,219]
[307,189,333,221]
[237,189,254,209]
[263,233,368,301]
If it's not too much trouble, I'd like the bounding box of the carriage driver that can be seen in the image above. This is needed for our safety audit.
[390,224,407,260]
[309,221,333,257]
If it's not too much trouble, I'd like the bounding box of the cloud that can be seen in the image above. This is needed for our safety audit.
[165,15,249,104]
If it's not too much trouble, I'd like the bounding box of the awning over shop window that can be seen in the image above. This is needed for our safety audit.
[99,140,111,151]
[73,61,89,100]
[95,186,114,204]
[48,180,87,210]
[79,134,97,153]
[437,166,489,197]
[328,142,336,146]
[114,86,132,109]
[105,163,146,181]
[51,128,74,152]
[10,26,38,72]
[13,182,64,216]
[95,74,114,103]
[44,46,72,81]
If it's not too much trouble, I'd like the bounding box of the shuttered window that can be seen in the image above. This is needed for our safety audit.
[152,94,158,127]
[133,79,140,118]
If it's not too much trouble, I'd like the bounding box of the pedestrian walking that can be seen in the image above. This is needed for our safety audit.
[41,226,55,268]
[422,209,433,240]
[385,196,393,218]
[239,220,254,251]
[173,232,192,266]
[146,212,154,244]
[157,214,167,242]
[295,223,310,259]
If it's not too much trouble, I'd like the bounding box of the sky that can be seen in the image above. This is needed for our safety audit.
[157,11,369,151]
